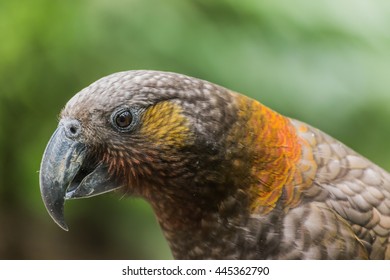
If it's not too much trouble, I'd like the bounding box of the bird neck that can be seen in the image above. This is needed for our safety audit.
[148,183,255,259]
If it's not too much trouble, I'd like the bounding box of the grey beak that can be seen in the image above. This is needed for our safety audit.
[39,126,86,231]
[39,122,123,231]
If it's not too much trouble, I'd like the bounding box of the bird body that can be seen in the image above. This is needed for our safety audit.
[40,70,390,259]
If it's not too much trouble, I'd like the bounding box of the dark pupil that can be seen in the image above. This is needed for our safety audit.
[116,111,132,128]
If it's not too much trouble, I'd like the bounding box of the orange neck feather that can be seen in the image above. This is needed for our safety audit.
[234,95,313,214]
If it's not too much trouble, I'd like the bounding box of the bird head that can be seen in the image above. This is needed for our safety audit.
[39,70,255,231]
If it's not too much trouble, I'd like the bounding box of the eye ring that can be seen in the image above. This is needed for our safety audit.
[111,108,138,132]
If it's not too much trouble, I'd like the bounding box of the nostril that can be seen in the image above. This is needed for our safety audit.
[62,119,82,139]
[69,125,77,135]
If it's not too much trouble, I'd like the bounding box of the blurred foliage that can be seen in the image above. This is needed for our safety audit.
[1,0,390,259]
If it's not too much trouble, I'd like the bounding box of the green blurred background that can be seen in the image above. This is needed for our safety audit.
[1,0,390,259]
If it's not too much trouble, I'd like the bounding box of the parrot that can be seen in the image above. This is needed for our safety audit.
[39,70,390,259]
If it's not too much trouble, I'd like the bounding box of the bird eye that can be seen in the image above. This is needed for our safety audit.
[115,110,132,128]
[111,109,136,132]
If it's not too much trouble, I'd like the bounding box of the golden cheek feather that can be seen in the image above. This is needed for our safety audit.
[140,101,194,149]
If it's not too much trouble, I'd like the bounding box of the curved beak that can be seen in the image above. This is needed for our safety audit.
[39,124,122,231]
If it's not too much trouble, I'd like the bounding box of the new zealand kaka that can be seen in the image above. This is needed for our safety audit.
[39,70,390,259]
